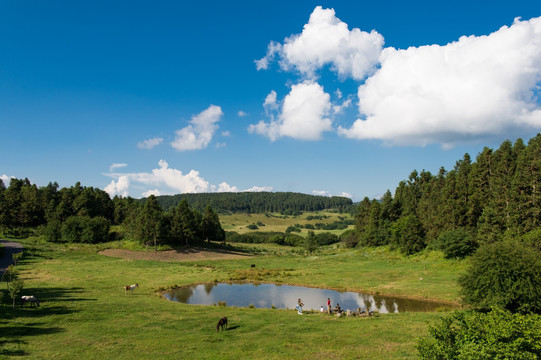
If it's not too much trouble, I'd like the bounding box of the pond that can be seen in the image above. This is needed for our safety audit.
[164,283,454,313]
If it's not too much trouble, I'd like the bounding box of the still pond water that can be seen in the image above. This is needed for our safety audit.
[164,283,452,313]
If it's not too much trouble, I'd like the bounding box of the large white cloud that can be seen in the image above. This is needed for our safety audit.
[257,6,541,147]
[248,81,332,141]
[257,6,384,80]
[340,16,541,147]
[171,105,223,151]
[104,160,272,198]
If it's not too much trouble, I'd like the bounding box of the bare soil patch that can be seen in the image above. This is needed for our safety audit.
[99,247,252,262]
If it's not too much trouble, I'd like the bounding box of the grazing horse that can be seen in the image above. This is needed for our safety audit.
[216,317,228,331]
[124,283,139,294]
[20,295,40,307]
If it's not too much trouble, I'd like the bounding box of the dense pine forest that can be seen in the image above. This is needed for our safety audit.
[353,134,541,255]
[144,192,354,214]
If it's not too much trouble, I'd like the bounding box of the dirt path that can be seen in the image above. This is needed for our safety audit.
[0,239,24,273]
[99,246,252,262]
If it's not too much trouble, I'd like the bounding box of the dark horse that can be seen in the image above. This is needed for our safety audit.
[216,317,228,331]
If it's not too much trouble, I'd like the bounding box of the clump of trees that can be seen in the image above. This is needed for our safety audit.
[0,179,225,246]
[355,135,541,255]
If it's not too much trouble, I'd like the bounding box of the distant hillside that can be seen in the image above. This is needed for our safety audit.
[147,192,354,214]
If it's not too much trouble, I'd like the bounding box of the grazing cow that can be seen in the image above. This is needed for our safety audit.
[124,283,139,294]
[20,295,40,307]
[216,317,228,331]
[250,264,256,268]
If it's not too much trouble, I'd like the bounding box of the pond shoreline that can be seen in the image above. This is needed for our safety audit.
[161,280,462,308]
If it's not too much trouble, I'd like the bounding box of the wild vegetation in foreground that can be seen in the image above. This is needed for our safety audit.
[1,237,461,359]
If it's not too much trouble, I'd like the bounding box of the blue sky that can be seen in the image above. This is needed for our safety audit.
[1,1,541,201]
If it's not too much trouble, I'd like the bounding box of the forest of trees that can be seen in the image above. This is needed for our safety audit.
[0,179,224,247]
[0,180,353,247]
[146,192,354,214]
[354,135,541,255]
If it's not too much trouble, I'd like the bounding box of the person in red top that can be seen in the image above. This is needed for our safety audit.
[326,298,331,313]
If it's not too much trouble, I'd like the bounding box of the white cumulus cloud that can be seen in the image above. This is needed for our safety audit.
[138,137,163,149]
[103,160,271,198]
[248,81,332,141]
[339,16,541,147]
[104,175,130,197]
[171,105,223,151]
[257,6,384,80]
[257,7,541,147]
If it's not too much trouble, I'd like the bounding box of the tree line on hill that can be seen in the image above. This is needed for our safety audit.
[0,179,224,247]
[0,179,353,247]
[145,192,354,214]
[353,134,541,256]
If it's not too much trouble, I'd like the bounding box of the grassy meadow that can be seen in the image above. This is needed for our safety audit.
[1,219,467,359]
[220,211,355,236]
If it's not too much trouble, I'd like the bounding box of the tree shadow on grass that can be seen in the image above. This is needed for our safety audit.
[23,286,97,303]
[0,323,64,357]
[2,286,96,321]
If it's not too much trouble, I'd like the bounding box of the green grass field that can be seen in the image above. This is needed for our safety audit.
[220,211,355,236]
[0,235,466,359]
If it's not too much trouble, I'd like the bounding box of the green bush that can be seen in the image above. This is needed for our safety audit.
[285,226,301,233]
[458,240,541,314]
[417,308,541,359]
[44,220,63,242]
[60,216,111,243]
[437,228,478,259]
[80,217,110,243]
[340,229,359,248]
[314,232,339,245]
[61,216,86,243]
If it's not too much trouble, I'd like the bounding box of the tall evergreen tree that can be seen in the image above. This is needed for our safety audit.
[201,205,225,242]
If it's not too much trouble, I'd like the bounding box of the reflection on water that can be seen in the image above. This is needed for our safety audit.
[164,283,452,313]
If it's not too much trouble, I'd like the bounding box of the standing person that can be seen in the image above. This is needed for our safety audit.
[327,297,331,313]
[297,298,304,315]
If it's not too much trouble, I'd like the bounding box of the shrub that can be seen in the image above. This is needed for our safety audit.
[314,232,339,246]
[80,217,110,243]
[44,220,63,242]
[60,216,111,243]
[458,240,541,314]
[417,308,541,359]
[61,216,86,243]
[437,227,478,259]
[285,226,301,233]
[246,224,258,230]
[340,229,359,248]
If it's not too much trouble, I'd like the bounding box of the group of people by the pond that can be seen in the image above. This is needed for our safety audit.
[296,297,374,317]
